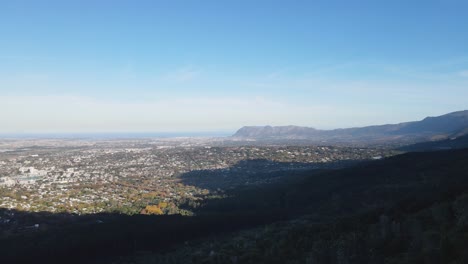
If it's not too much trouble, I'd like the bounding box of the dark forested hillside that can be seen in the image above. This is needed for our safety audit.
[2,148,468,263]
[400,134,468,152]
[119,148,468,263]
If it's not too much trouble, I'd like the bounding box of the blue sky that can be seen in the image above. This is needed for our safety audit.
[1,0,468,133]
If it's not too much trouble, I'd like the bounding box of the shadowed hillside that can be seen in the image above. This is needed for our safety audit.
[113,148,468,263]
[400,134,468,152]
[1,148,468,263]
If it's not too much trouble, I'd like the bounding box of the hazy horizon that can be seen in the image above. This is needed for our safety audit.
[2,1,468,133]
[0,131,234,139]
[2,109,468,137]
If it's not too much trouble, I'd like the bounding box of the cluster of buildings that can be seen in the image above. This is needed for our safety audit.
[0,138,396,215]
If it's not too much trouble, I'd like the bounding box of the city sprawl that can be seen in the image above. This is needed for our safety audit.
[0,138,395,217]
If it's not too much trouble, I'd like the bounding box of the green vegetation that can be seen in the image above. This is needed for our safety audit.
[1,148,468,263]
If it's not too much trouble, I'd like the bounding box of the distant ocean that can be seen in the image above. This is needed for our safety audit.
[0,132,233,139]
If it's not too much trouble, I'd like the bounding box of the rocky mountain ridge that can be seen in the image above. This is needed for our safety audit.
[233,110,468,144]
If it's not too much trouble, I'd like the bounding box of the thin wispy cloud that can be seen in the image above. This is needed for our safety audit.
[459,70,468,77]
[1,1,467,132]
[165,66,202,82]
[119,62,137,79]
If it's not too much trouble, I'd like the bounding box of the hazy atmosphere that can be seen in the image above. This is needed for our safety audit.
[3,2,468,264]
[2,0,468,133]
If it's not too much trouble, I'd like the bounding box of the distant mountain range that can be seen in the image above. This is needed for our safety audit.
[233,110,468,145]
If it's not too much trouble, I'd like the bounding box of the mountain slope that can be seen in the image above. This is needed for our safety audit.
[233,110,468,144]
[3,148,468,263]
[109,148,468,263]
[400,133,468,152]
